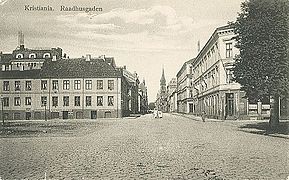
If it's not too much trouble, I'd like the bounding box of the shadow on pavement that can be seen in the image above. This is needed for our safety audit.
[0,120,106,138]
[238,121,289,136]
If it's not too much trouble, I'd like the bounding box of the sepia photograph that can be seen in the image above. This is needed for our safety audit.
[0,0,288,179]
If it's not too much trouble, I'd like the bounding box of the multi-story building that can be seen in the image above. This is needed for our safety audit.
[0,35,147,120]
[119,67,140,115]
[176,59,194,114]
[0,55,134,120]
[190,25,273,120]
[167,78,177,112]
[155,68,168,112]
[138,79,149,114]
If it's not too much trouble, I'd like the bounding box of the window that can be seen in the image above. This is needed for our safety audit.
[97,80,103,90]
[52,96,58,107]
[97,96,103,106]
[15,81,21,91]
[85,80,92,90]
[3,97,9,107]
[108,80,114,90]
[16,54,23,59]
[226,69,234,83]
[63,80,70,90]
[189,90,193,98]
[108,96,114,106]
[25,81,32,91]
[74,96,80,106]
[63,96,69,106]
[43,53,51,58]
[86,96,91,106]
[52,80,58,90]
[29,53,36,58]
[3,81,9,91]
[74,80,81,90]
[14,97,21,106]
[226,43,233,58]
[25,97,31,105]
[41,96,47,106]
[41,80,47,90]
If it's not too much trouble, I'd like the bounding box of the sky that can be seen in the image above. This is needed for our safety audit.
[0,0,244,102]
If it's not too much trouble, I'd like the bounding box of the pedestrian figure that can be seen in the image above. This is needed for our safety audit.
[153,109,158,118]
[201,111,206,122]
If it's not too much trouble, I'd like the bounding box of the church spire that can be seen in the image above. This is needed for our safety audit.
[160,66,166,86]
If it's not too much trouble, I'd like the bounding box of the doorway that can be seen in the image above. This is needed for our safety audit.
[63,111,68,119]
[104,111,112,118]
[91,111,97,119]
[25,112,31,120]
[225,93,234,118]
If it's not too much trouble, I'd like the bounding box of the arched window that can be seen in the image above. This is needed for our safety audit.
[16,54,23,59]
[29,53,36,59]
[43,53,51,58]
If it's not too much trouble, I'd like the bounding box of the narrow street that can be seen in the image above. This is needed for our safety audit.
[0,114,288,179]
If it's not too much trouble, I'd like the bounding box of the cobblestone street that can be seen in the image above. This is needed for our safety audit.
[0,114,288,179]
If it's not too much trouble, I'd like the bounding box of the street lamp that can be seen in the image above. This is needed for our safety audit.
[1,95,4,126]
[44,99,47,121]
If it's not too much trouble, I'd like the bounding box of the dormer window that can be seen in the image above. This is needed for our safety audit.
[43,53,50,58]
[16,54,23,59]
[29,53,36,59]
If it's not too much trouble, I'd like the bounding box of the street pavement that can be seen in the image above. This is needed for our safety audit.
[0,113,288,179]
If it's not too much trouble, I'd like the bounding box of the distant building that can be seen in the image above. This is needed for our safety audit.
[167,78,177,112]
[118,66,140,116]
[156,68,168,112]
[176,59,194,114]
[138,79,149,114]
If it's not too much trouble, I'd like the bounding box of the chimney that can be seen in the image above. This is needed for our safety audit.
[99,55,105,60]
[52,55,57,61]
[86,54,91,61]
[197,40,200,52]
[123,65,126,69]
[18,31,25,50]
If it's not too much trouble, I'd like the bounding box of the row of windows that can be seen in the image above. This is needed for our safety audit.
[2,96,114,107]
[3,80,115,91]
[16,53,51,59]
[193,42,233,78]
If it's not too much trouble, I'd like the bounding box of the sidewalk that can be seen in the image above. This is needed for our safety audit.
[172,113,224,122]
[171,113,289,139]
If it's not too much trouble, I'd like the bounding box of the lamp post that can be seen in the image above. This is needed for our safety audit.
[44,100,47,121]
[1,95,4,126]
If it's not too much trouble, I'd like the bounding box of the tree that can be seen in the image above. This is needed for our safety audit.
[148,102,156,110]
[233,0,289,128]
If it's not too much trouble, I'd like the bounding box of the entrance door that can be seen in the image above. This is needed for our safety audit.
[76,112,83,119]
[104,111,112,118]
[91,111,97,119]
[26,112,31,120]
[63,111,69,119]
[189,104,194,113]
[225,93,234,118]
[34,112,41,120]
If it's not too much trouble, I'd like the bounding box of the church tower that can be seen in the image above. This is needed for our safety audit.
[160,67,166,93]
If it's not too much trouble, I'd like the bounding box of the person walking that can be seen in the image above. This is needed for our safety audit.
[201,111,206,122]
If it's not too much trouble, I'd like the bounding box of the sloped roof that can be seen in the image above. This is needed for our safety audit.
[0,69,41,79]
[41,58,122,78]
[0,58,122,79]
[0,54,13,63]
